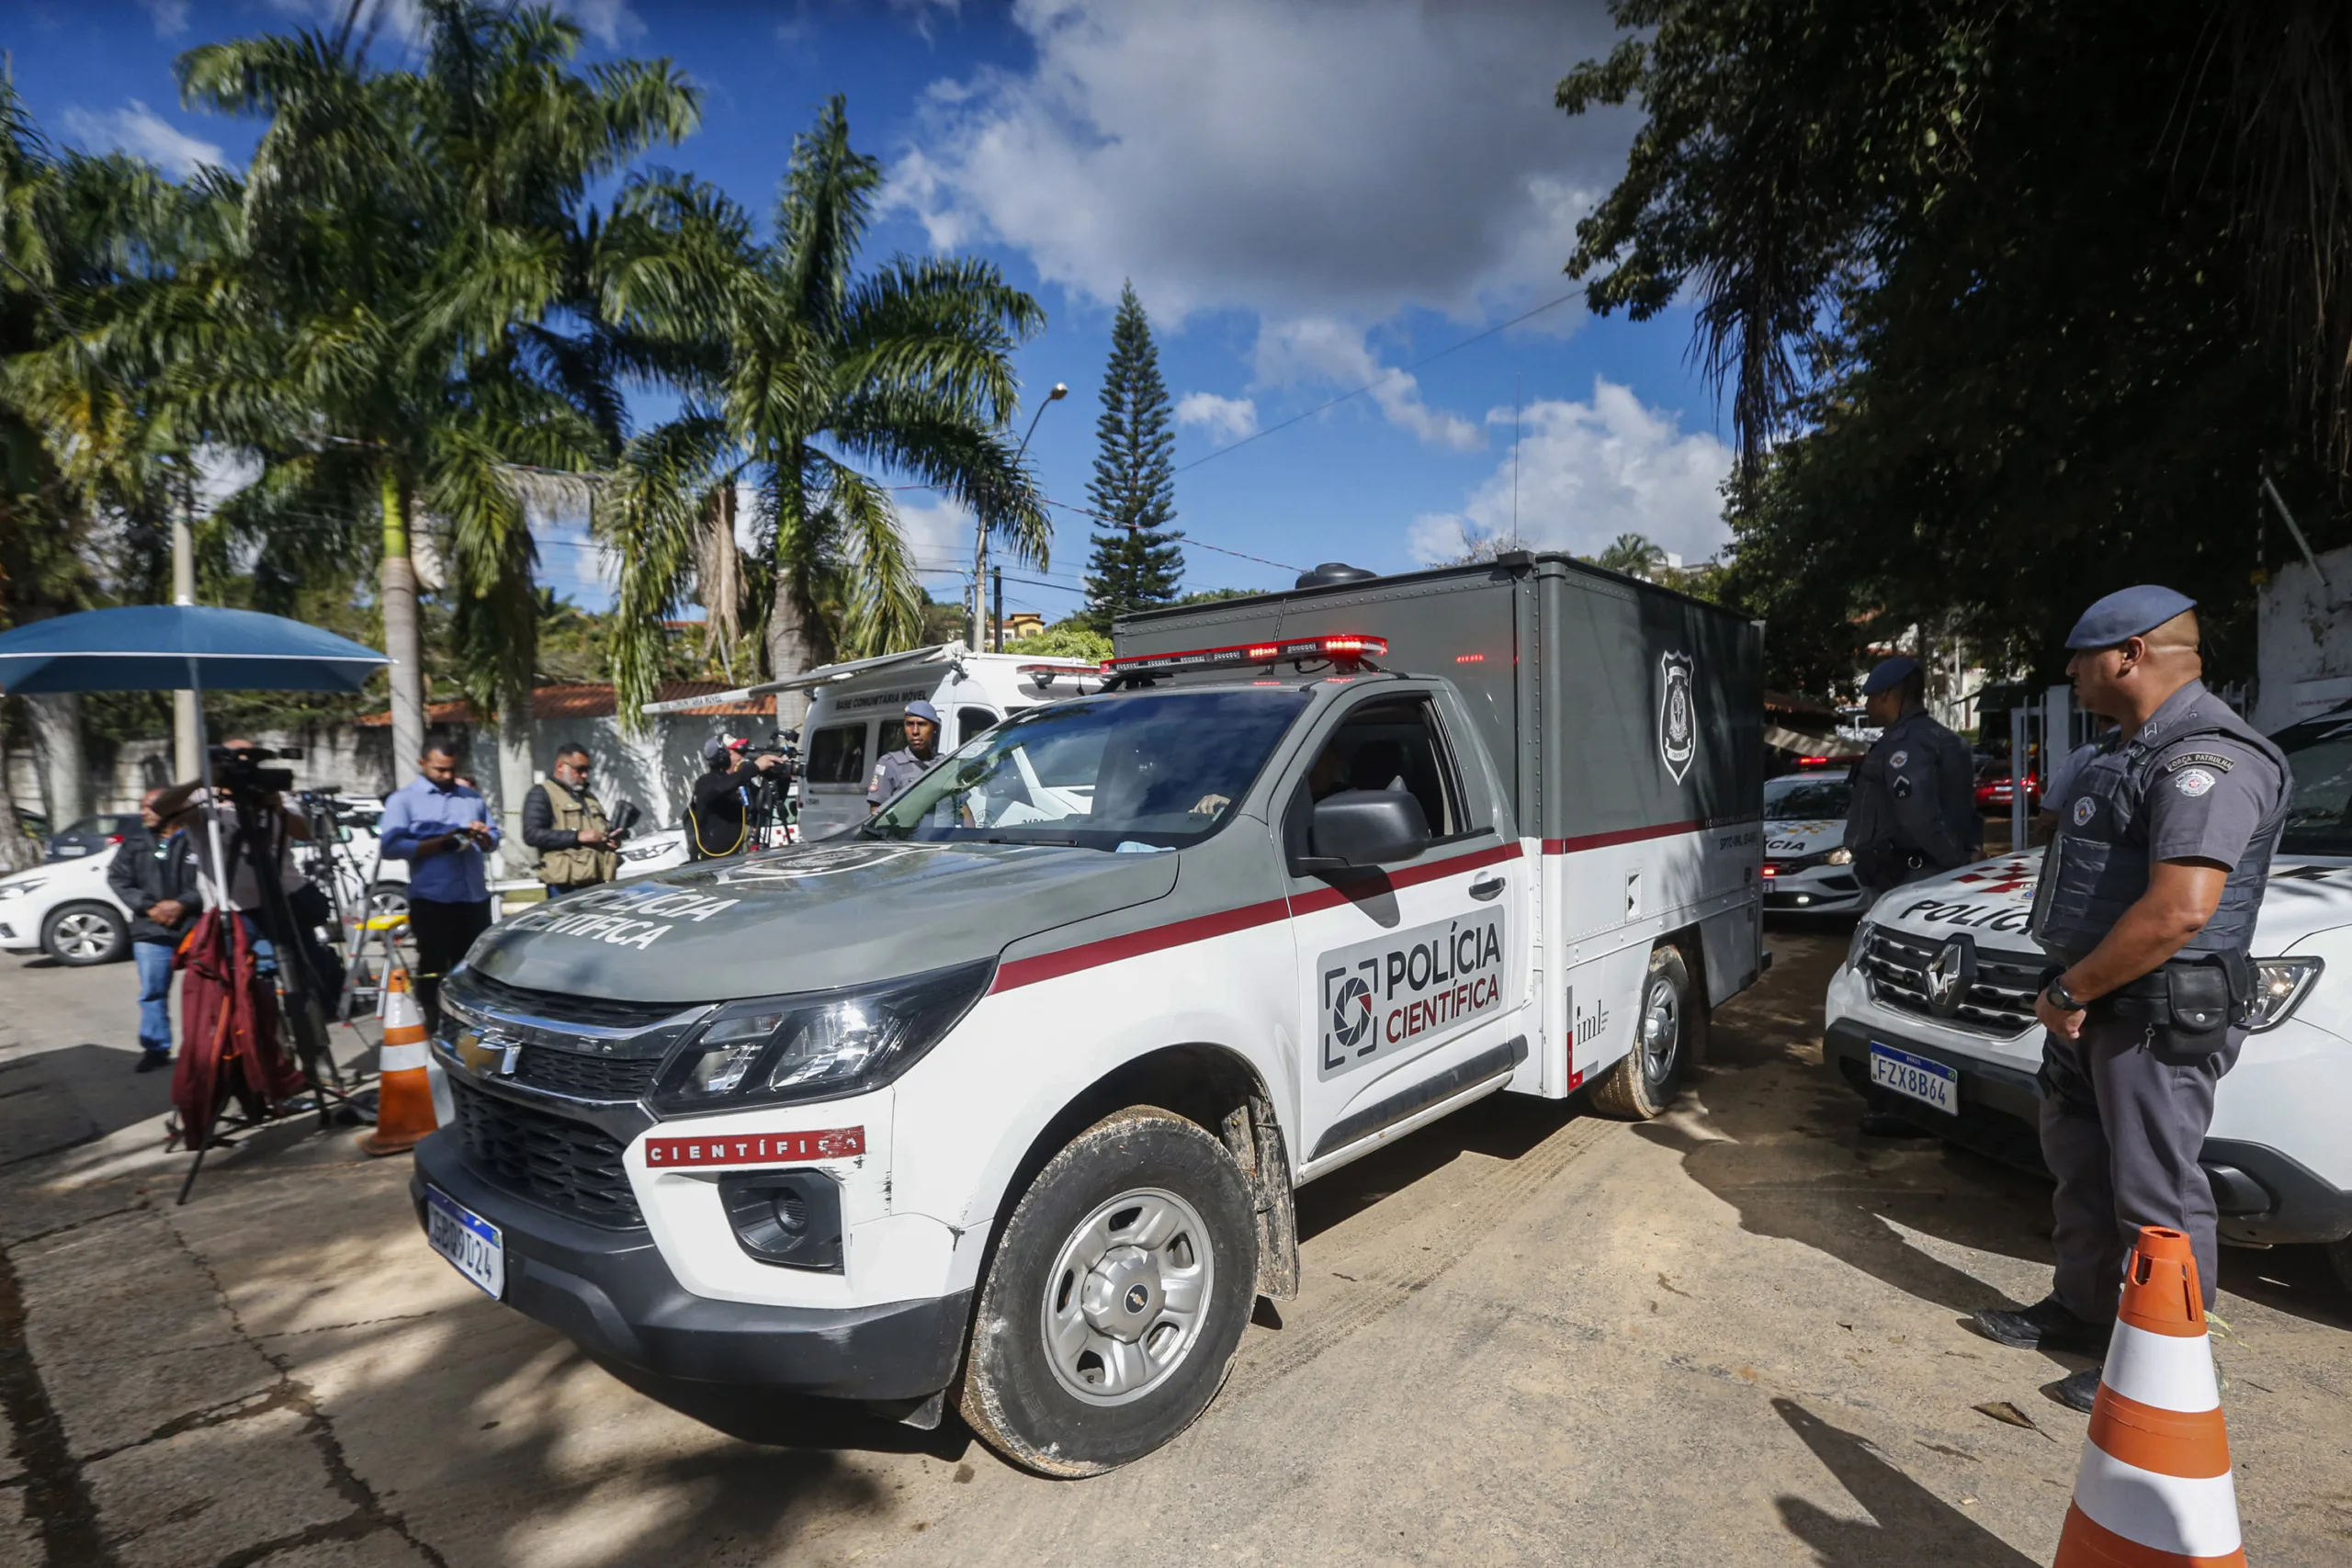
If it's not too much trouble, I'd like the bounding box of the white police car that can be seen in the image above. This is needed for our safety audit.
[1822,705,2352,1291]
[1763,770,1866,913]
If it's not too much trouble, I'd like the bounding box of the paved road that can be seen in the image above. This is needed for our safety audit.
[2,936,2347,1568]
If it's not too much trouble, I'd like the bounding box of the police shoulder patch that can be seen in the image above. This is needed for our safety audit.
[2072,796,2097,827]
[2164,750,2235,774]
[1889,750,1909,769]
[2175,767,2218,798]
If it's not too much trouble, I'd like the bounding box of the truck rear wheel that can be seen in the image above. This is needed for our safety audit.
[1589,943,1696,1121]
[959,1106,1258,1477]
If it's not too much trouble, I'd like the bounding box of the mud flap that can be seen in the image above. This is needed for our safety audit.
[1224,1096,1299,1300]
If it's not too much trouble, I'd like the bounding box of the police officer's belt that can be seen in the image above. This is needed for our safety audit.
[2060,953,2252,1043]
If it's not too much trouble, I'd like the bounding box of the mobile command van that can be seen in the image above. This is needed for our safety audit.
[412,554,1766,1475]
[1823,702,2352,1292]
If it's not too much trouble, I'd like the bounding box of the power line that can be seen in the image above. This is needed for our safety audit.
[1172,288,1579,477]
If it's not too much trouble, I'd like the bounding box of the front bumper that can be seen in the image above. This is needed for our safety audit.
[1823,980,2352,1247]
[1763,864,1867,912]
[413,1134,969,1401]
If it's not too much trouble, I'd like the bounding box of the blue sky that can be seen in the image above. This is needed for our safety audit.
[7,0,1735,626]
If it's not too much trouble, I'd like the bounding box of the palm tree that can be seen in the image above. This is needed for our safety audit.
[172,1,699,828]
[1595,532,1668,581]
[598,97,1050,729]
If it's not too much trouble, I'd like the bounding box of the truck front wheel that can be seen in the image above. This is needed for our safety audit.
[1589,942,1697,1120]
[959,1106,1259,1476]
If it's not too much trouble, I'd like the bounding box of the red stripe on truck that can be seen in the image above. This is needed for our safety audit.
[989,840,1523,993]
[1542,814,1761,855]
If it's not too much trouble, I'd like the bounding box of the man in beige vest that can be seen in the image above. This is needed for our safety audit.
[521,744,617,900]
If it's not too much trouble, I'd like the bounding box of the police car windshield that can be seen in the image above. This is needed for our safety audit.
[1764,774,1851,819]
[2274,712,2352,857]
[863,688,1312,851]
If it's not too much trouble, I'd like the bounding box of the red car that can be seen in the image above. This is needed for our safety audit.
[1973,764,2041,811]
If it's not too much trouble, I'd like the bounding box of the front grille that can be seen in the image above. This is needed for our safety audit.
[447,1079,642,1228]
[1861,928,2044,1035]
[447,968,702,1032]
[513,1046,662,1102]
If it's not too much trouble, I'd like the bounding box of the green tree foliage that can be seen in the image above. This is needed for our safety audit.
[1560,0,2352,692]
[1081,282,1183,629]
[596,96,1051,727]
[1002,620,1113,663]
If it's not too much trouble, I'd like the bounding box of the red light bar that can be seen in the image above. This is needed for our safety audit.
[1455,653,1486,664]
[1102,633,1388,675]
[1798,756,1828,765]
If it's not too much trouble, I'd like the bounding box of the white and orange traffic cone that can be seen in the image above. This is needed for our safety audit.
[2055,1224,2244,1567]
[359,968,439,1157]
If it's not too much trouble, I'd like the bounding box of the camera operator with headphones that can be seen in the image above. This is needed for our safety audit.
[686,734,788,861]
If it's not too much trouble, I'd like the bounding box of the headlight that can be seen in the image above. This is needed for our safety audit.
[1846,919,1875,971]
[1824,848,1853,865]
[0,879,46,901]
[619,843,666,863]
[651,958,996,1114]
[2246,957,2324,1032]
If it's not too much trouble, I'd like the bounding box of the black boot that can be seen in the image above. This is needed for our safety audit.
[2052,1367,2102,1414]
[134,1050,173,1074]
[1971,1294,2109,1354]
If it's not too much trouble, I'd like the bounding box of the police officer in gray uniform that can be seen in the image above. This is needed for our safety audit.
[868,698,944,813]
[1843,654,1982,898]
[1971,587,2287,1412]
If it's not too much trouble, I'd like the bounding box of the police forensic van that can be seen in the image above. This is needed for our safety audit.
[412,554,1765,1474]
[1823,703,2352,1292]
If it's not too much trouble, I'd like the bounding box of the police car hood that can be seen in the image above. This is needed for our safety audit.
[467,838,1180,1004]
[1868,849,2352,955]
[1765,818,1845,858]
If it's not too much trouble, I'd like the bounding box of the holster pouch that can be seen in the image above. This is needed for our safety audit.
[2098,953,2248,1058]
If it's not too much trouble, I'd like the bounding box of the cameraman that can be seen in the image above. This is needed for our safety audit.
[379,745,499,1030]
[522,743,616,899]
[152,739,341,1004]
[687,734,786,860]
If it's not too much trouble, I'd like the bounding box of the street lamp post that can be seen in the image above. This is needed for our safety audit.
[974,382,1068,652]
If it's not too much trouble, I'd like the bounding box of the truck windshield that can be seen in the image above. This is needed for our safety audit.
[864,688,1310,850]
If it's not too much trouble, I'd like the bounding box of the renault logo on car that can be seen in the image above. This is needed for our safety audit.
[1925,937,1974,1019]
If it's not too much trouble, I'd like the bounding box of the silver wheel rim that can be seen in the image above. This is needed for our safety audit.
[1039,1186,1215,1407]
[52,911,114,961]
[1640,973,1679,1082]
[369,888,407,919]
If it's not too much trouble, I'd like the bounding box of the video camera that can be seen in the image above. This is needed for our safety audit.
[750,728,800,764]
[209,742,302,795]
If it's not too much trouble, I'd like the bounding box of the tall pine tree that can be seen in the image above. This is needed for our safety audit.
[1082,282,1184,629]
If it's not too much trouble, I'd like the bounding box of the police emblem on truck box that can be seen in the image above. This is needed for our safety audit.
[1318,909,1506,1079]
[1658,651,1696,784]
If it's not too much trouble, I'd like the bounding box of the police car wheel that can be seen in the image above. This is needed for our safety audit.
[958,1106,1259,1477]
[1589,943,1695,1121]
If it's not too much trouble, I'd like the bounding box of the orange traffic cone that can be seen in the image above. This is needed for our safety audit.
[2055,1225,2245,1567]
[359,968,438,1157]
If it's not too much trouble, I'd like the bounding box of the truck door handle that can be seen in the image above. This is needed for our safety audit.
[1468,874,1506,901]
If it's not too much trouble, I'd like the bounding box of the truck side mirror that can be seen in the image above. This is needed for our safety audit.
[1304,788,1431,869]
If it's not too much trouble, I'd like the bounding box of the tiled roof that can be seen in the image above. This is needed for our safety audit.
[356,680,773,726]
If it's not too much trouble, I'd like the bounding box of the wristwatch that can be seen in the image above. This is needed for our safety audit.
[2044,977,2086,1012]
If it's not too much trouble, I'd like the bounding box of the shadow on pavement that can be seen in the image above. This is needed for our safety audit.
[1293,1086,1591,1246]
[0,1043,176,1168]
[1646,933,2351,1346]
[1772,1396,2038,1567]
[597,1356,971,1461]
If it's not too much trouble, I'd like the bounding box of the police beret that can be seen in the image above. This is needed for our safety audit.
[903,699,941,724]
[2064,585,2197,649]
[1860,656,1920,696]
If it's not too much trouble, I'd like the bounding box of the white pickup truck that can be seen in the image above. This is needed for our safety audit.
[413,555,1767,1473]
[1823,703,2352,1292]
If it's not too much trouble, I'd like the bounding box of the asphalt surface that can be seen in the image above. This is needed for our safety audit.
[3,931,2349,1568]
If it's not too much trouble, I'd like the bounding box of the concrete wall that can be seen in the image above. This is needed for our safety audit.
[2255,542,2352,732]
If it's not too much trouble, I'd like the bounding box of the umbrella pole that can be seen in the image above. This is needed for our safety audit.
[182,664,235,1205]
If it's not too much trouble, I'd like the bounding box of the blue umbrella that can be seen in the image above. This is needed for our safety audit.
[0,604,387,694]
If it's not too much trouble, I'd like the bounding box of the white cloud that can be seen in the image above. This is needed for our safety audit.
[893,494,980,581]
[888,0,1634,324]
[1175,392,1258,444]
[1254,317,1483,451]
[139,0,190,37]
[60,102,222,178]
[1408,378,1733,565]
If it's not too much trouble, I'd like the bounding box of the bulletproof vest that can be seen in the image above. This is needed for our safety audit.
[2030,686,2288,960]
[537,778,616,886]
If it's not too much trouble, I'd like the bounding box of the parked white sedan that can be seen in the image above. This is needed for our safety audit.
[0,845,132,964]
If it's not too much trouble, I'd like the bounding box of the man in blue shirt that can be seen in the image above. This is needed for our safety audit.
[379,745,500,1030]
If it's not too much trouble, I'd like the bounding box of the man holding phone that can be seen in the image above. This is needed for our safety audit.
[379,744,501,1030]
